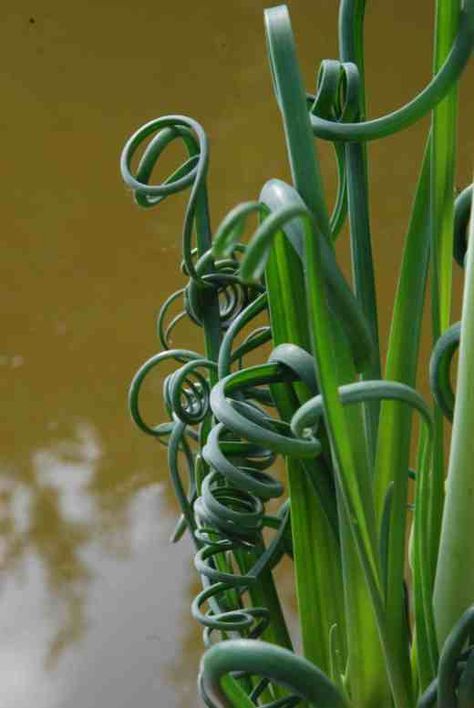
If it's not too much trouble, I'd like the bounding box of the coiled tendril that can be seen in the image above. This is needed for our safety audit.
[121,0,474,705]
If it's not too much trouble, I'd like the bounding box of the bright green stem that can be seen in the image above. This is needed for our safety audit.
[265,233,344,676]
[265,5,331,237]
[339,0,381,462]
[428,0,460,569]
[288,457,344,675]
[374,138,432,696]
[339,0,366,101]
[412,425,439,689]
[434,198,474,644]
[240,552,294,704]
[338,496,388,708]
[328,340,391,708]
[245,550,293,652]
[219,674,256,708]
[345,142,381,461]
[302,212,411,707]
[195,187,222,384]
[265,8,392,702]
[375,139,431,514]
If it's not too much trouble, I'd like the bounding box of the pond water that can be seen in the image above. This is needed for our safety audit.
[1,0,473,706]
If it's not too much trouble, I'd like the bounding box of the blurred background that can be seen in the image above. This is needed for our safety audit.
[1,0,473,706]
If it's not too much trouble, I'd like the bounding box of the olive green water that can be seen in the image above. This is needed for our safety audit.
[1,1,473,706]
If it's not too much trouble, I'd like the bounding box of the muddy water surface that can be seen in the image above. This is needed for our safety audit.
[1,1,473,706]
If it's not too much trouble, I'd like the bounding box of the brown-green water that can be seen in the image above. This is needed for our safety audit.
[1,1,473,706]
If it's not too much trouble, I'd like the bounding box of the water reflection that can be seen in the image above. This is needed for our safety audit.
[1,403,201,707]
[0,485,201,708]
[26,422,97,663]
[1,237,202,705]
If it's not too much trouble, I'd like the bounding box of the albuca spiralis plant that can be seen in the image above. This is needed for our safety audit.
[120,1,474,706]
